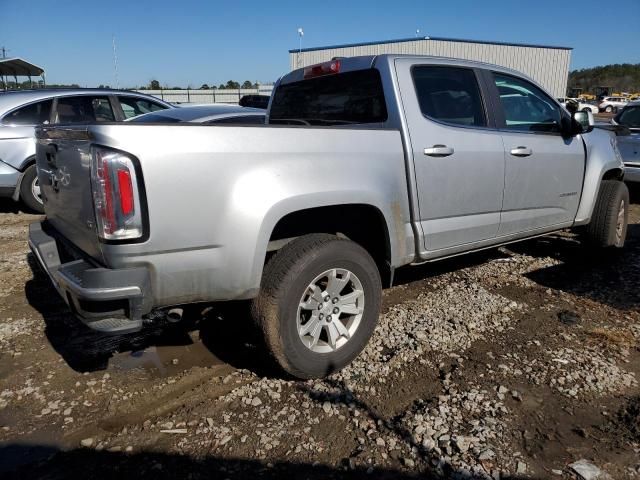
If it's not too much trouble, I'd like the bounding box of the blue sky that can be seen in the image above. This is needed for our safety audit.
[1,0,638,87]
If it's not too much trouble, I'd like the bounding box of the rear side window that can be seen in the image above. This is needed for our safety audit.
[54,96,115,123]
[412,66,486,127]
[269,69,387,125]
[493,73,561,133]
[118,96,167,119]
[2,99,52,125]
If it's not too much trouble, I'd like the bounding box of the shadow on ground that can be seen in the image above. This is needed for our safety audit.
[512,224,639,311]
[0,443,541,480]
[0,198,37,215]
[24,252,278,376]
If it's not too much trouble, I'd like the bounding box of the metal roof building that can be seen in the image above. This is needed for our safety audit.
[289,36,572,97]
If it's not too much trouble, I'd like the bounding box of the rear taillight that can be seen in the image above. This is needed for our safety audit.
[91,147,144,241]
[303,60,341,79]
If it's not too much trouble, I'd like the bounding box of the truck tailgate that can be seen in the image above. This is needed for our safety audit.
[35,127,104,263]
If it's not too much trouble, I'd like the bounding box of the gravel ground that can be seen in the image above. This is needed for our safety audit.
[0,188,639,480]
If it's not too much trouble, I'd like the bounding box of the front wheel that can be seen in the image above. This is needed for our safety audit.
[252,234,382,379]
[605,105,614,113]
[584,180,629,248]
[19,164,44,213]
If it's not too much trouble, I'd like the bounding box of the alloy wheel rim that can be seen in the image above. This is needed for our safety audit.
[296,268,365,354]
[31,177,43,204]
[615,199,625,245]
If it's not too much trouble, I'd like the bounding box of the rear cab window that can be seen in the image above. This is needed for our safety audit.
[269,69,388,126]
[2,99,53,125]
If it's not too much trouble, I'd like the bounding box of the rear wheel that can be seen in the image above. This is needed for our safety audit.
[605,105,614,113]
[252,234,382,379]
[584,180,629,248]
[19,164,44,213]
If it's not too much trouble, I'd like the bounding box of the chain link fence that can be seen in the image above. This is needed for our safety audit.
[135,85,274,105]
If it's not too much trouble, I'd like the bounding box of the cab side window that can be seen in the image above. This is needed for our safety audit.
[54,96,115,123]
[2,100,53,125]
[412,66,486,127]
[118,96,167,119]
[493,73,561,133]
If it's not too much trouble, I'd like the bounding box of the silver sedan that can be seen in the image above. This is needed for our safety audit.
[129,104,265,124]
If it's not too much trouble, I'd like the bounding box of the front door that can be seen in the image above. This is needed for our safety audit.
[489,72,585,236]
[395,59,505,252]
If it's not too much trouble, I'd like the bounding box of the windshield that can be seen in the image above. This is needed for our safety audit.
[129,114,182,123]
[269,69,388,126]
[616,106,640,128]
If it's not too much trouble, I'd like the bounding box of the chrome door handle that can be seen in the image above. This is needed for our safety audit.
[424,145,454,157]
[510,146,532,157]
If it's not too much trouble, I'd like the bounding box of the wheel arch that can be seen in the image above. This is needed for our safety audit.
[251,196,409,290]
[12,155,37,201]
[574,129,627,226]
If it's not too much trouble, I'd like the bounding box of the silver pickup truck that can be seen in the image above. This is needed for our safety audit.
[29,55,628,379]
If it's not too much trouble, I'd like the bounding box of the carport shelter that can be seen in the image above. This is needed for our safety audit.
[0,58,45,90]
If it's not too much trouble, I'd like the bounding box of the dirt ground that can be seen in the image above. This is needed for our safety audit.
[0,187,639,480]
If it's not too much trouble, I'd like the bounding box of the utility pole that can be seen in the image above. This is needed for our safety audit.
[0,47,7,58]
[297,28,304,68]
[112,35,119,89]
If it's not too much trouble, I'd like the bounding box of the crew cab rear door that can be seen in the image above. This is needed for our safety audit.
[394,59,505,252]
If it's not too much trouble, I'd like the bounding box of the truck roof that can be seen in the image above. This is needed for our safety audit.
[279,54,534,86]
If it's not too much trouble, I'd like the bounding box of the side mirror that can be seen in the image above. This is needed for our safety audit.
[573,111,594,134]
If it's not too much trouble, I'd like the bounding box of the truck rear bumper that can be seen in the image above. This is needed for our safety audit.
[28,221,152,334]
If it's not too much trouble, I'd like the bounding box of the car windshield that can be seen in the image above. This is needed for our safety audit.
[129,114,182,123]
[616,106,640,128]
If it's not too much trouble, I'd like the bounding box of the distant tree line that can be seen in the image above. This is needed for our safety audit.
[138,79,261,90]
[569,63,640,93]
[1,78,265,91]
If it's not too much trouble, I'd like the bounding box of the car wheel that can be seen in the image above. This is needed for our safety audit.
[605,105,613,113]
[19,164,44,213]
[252,233,382,379]
[585,180,629,248]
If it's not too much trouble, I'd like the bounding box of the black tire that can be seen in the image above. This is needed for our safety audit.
[605,105,613,113]
[585,180,629,248]
[252,233,382,379]
[19,164,44,213]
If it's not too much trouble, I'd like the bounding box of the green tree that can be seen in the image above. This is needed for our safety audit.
[241,80,253,89]
[225,80,240,89]
[149,79,161,90]
[568,63,640,94]
[200,83,210,90]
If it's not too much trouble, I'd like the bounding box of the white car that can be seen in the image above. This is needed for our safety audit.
[557,97,599,114]
[576,101,598,114]
[599,96,628,113]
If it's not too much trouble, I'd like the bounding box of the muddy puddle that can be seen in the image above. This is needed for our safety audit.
[108,339,225,378]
